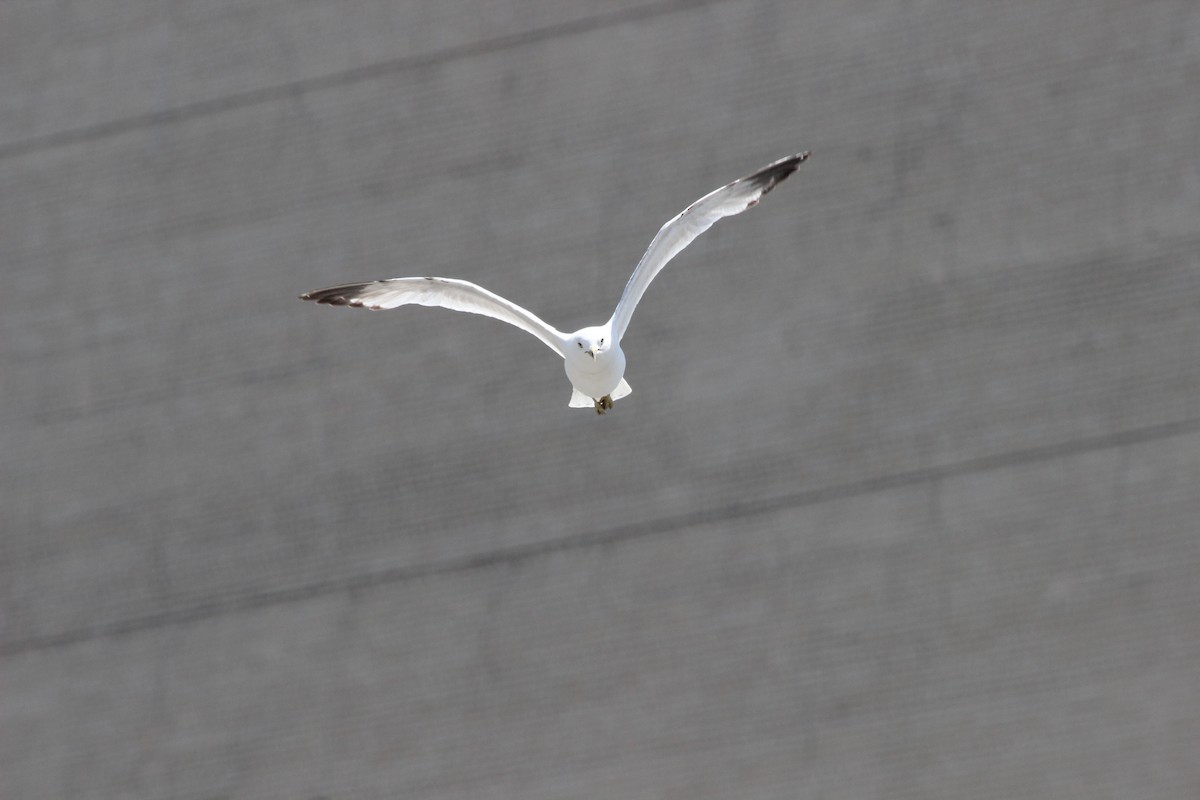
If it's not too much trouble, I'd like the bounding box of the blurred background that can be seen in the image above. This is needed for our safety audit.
[2,1,1199,797]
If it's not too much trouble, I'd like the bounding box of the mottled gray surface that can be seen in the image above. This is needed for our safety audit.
[2,1,1198,798]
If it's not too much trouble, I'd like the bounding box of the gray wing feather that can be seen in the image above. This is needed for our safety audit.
[301,276,568,357]
[607,152,809,342]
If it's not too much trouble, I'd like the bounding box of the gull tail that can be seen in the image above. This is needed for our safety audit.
[569,388,593,408]
[567,378,633,409]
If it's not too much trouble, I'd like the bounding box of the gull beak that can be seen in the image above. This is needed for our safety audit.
[586,348,597,359]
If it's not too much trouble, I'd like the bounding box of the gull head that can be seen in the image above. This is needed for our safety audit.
[570,327,610,361]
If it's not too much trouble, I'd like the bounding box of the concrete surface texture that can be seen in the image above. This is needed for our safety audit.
[2,0,1198,797]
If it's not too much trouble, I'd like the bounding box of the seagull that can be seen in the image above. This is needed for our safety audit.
[301,152,809,414]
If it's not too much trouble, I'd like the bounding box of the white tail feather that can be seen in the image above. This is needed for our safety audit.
[568,378,632,409]
[568,387,593,408]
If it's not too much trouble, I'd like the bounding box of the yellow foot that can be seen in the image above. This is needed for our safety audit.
[593,395,614,414]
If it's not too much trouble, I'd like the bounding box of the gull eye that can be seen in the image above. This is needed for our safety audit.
[599,338,605,345]
[578,342,583,348]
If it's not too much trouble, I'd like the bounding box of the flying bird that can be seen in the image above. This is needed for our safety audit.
[301,152,809,414]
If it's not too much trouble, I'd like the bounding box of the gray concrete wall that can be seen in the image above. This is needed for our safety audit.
[2,1,1198,797]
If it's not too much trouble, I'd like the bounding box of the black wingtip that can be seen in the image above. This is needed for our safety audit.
[300,286,365,306]
[749,151,810,195]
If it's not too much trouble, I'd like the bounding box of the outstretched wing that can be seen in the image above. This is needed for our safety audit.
[300,276,568,357]
[607,152,809,342]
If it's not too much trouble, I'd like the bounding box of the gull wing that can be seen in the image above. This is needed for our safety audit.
[301,276,568,357]
[606,152,809,342]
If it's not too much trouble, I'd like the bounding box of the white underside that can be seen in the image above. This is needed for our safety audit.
[563,336,627,408]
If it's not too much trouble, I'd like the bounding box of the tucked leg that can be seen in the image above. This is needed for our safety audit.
[591,395,615,414]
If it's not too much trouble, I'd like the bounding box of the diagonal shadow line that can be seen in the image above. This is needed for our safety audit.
[0,0,720,162]
[3,414,1198,659]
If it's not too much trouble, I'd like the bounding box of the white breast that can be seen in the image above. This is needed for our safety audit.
[564,345,626,399]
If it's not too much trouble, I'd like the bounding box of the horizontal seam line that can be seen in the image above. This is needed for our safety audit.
[2,414,1197,658]
[0,0,716,162]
